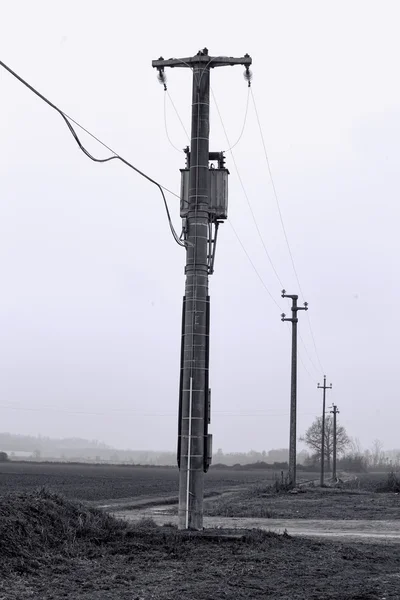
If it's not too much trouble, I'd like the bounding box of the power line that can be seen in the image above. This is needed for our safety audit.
[250,88,302,294]
[0,59,185,247]
[163,85,250,154]
[160,84,320,378]
[306,312,325,373]
[250,86,325,374]
[227,219,281,311]
[229,222,317,383]
[159,86,321,379]
[163,91,184,153]
[0,404,318,418]
[166,90,190,140]
[163,90,191,153]
[162,83,320,383]
[298,333,320,376]
[224,86,251,152]
[211,87,284,289]
[212,87,320,380]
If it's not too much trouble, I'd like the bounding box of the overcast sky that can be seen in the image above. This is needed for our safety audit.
[0,1,399,453]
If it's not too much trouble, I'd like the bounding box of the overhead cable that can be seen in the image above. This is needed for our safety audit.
[211,87,284,288]
[250,87,325,374]
[0,59,185,247]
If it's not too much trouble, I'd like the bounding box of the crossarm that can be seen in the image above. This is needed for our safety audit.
[152,55,252,69]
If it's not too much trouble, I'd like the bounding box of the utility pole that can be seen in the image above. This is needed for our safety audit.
[152,49,252,530]
[317,376,332,486]
[281,291,308,487]
[330,403,339,480]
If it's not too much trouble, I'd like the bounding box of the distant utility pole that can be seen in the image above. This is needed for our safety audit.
[152,49,252,530]
[281,291,308,487]
[330,403,339,480]
[317,375,332,486]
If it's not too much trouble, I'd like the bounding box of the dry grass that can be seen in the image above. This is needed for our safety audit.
[1,490,400,598]
[204,479,400,520]
[0,488,128,575]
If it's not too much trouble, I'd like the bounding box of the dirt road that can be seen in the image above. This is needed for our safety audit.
[114,503,400,543]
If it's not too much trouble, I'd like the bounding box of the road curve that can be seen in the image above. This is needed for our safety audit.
[114,505,400,544]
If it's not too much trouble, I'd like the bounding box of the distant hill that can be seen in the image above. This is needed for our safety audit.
[0,432,308,467]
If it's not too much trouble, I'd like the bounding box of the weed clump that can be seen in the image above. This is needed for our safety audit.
[0,488,128,575]
[376,471,400,493]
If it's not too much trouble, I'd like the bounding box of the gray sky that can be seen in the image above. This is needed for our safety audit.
[0,0,399,453]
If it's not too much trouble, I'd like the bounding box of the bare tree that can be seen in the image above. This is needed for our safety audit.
[348,437,363,455]
[371,439,385,467]
[300,416,350,471]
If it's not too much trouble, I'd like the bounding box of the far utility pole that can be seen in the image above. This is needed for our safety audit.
[152,49,252,530]
[330,403,339,480]
[317,375,332,486]
[281,291,308,487]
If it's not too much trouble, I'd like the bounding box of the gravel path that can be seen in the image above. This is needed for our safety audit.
[114,504,400,543]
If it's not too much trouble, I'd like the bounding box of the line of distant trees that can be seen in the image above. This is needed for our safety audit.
[300,417,400,473]
[1,431,399,472]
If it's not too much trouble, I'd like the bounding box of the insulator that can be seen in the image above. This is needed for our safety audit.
[243,67,253,87]
[157,68,167,91]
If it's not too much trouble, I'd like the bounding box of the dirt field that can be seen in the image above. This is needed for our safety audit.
[203,486,400,520]
[0,461,316,502]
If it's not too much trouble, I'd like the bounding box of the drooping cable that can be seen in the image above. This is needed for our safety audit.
[225,86,251,151]
[228,220,317,382]
[212,85,319,379]
[0,59,185,248]
[250,86,325,374]
[163,91,184,153]
[211,87,285,288]
[227,220,282,311]
[167,90,190,140]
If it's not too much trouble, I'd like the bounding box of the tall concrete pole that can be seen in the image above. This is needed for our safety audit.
[330,403,339,480]
[318,376,332,486]
[152,50,252,530]
[281,291,308,487]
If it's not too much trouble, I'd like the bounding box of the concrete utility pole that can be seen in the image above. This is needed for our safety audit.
[281,291,308,487]
[317,375,332,486]
[152,49,252,530]
[330,403,339,480]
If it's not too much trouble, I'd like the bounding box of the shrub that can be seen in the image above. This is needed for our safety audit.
[376,471,400,493]
[0,451,9,462]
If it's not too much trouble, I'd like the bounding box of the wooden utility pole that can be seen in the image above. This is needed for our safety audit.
[152,49,252,530]
[330,403,339,480]
[281,291,308,487]
[317,376,332,486]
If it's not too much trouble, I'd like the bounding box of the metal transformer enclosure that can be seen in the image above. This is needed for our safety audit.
[180,168,229,219]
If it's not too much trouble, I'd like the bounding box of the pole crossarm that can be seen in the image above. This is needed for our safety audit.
[281,290,308,323]
[152,53,252,70]
[317,380,333,390]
